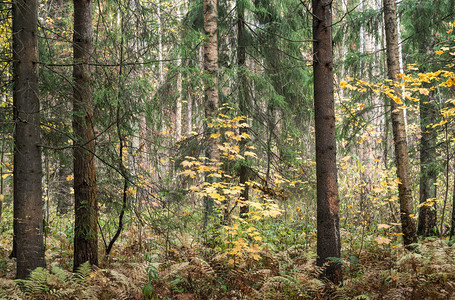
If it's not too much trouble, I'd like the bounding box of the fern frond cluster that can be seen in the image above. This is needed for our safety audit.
[341,239,455,299]
[0,261,147,300]
[146,239,455,299]
[148,243,323,299]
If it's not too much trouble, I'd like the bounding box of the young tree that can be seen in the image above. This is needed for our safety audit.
[383,0,417,247]
[12,0,46,279]
[73,0,98,270]
[313,0,342,284]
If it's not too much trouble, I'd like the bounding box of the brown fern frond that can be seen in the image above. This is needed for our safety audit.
[0,278,27,299]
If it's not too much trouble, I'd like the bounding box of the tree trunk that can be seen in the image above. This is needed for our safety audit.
[175,2,184,142]
[449,165,455,240]
[0,139,4,220]
[187,82,193,136]
[203,0,219,228]
[383,0,417,248]
[73,0,98,271]
[56,163,73,215]
[414,22,438,237]
[417,91,438,237]
[237,0,249,218]
[313,0,342,284]
[12,0,46,278]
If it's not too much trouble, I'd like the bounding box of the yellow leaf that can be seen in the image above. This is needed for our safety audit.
[388,232,404,236]
[181,160,193,168]
[375,236,391,245]
[0,194,3,202]
[436,50,444,55]
[419,88,429,95]
[253,236,262,241]
[251,254,261,260]
[207,173,222,178]
[209,192,225,201]
[228,259,235,265]
[245,227,257,233]
[339,81,348,89]
[240,132,251,139]
[210,133,221,138]
[189,186,199,192]
[244,151,257,158]
[377,224,391,229]
[66,175,73,181]
[392,95,402,104]
[179,169,196,177]
[341,155,351,161]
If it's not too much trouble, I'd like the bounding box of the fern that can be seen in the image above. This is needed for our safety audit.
[15,267,50,296]
[0,278,26,299]
[74,261,93,284]
[50,265,71,283]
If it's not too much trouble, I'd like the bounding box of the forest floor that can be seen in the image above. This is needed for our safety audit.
[1,223,455,299]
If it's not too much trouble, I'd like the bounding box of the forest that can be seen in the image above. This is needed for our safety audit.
[1,0,455,298]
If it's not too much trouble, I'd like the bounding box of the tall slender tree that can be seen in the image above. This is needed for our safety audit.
[313,0,342,284]
[202,0,219,227]
[237,0,250,218]
[73,0,98,270]
[383,0,417,247]
[12,0,46,279]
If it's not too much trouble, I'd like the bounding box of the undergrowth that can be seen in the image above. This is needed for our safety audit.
[0,261,147,300]
[144,238,455,299]
[1,235,455,299]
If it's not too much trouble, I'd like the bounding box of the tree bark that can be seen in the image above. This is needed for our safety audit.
[313,0,342,284]
[414,22,438,237]
[12,0,46,279]
[0,139,4,220]
[383,0,417,247]
[417,91,438,237]
[237,0,249,218]
[73,0,98,270]
[449,167,455,240]
[203,0,219,228]
[175,2,184,142]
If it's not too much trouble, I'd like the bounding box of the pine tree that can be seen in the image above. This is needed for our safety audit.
[73,0,98,270]
[12,0,46,279]
[313,0,342,284]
